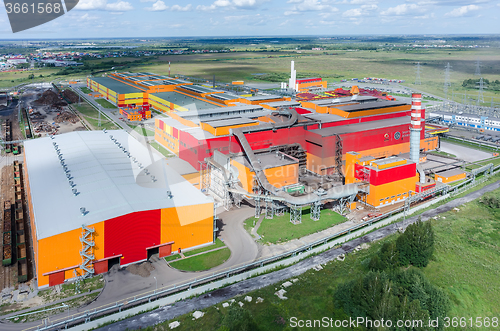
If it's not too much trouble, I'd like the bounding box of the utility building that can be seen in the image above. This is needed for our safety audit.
[24,130,214,288]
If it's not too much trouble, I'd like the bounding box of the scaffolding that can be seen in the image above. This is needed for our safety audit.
[334,135,344,183]
[79,225,95,279]
[254,195,261,218]
[290,205,302,224]
[310,201,321,221]
[274,201,286,216]
[199,161,210,193]
[265,193,274,219]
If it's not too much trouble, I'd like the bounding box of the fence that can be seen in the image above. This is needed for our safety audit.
[29,164,500,330]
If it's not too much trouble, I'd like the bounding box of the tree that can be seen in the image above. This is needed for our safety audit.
[369,242,400,271]
[396,219,434,268]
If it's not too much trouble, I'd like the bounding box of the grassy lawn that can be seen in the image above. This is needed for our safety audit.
[72,102,119,131]
[247,208,345,244]
[168,247,231,272]
[133,125,155,137]
[154,186,500,331]
[95,98,117,109]
[80,87,93,94]
[149,141,174,158]
[429,150,457,158]
[165,239,226,262]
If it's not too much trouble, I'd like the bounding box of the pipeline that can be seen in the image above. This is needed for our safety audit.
[230,108,359,206]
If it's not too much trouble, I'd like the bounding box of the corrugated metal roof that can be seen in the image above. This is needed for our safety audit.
[334,100,408,112]
[261,100,300,108]
[151,92,219,111]
[91,77,144,94]
[245,95,282,101]
[202,117,258,128]
[310,117,408,137]
[24,130,212,240]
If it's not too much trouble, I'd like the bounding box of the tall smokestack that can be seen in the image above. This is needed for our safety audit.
[410,93,422,164]
[289,61,296,92]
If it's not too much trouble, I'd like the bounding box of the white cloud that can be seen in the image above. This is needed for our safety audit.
[78,13,99,21]
[144,0,168,11]
[342,4,377,17]
[106,1,133,11]
[75,0,133,11]
[284,0,338,16]
[381,4,417,16]
[76,0,107,10]
[197,0,262,11]
[445,4,480,17]
[171,4,192,11]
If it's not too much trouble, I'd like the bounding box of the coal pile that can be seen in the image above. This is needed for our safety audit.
[62,89,80,104]
[34,90,67,107]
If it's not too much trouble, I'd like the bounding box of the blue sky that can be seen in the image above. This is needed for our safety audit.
[0,0,499,39]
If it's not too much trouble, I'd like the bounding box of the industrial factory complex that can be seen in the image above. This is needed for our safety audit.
[15,64,470,288]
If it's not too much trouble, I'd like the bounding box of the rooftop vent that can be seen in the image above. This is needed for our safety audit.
[72,189,80,196]
[80,207,88,216]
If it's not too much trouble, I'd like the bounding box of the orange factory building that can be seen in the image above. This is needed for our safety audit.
[87,72,290,114]
[23,130,214,288]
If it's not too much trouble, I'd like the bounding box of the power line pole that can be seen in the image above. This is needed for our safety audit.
[444,63,451,100]
[477,77,485,105]
[414,62,422,85]
[474,58,481,76]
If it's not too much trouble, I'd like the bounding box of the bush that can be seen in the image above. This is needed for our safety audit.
[219,305,259,331]
[396,219,434,268]
[481,193,500,209]
[334,269,450,330]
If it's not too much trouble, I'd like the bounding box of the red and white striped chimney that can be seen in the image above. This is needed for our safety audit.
[409,93,422,164]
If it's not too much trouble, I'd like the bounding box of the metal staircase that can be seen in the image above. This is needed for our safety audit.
[79,225,95,278]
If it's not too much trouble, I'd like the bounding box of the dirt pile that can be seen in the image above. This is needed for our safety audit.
[33,122,57,134]
[54,111,78,124]
[34,90,67,107]
[62,89,79,104]
[126,262,155,277]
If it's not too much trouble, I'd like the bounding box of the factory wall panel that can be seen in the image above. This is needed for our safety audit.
[367,176,419,207]
[231,159,254,192]
[104,210,161,265]
[37,221,105,287]
[160,203,213,253]
[263,164,299,188]
[24,153,38,278]
[369,163,416,186]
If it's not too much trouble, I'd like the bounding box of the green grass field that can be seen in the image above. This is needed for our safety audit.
[72,102,119,131]
[130,48,500,104]
[149,141,173,157]
[80,87,92,94]
[154,186,500,331]
[95,98,117,109]
[165,239,226,262]
[429,150,457,158]
[246,208,345,244]
[168,248,231,272]
[133,125,155,137]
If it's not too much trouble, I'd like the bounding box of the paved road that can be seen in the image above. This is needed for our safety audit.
[0,206,258,331]
[98,179,500,331]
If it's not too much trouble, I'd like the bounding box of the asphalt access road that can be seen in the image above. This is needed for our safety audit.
[98,179,500,331]
[439,141,492,162]
[0,206,258,331]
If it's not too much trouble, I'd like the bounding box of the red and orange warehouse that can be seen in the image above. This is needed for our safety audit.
[23,130,214,288]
